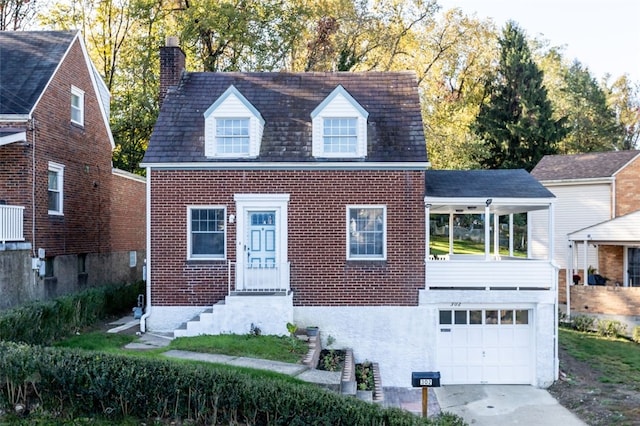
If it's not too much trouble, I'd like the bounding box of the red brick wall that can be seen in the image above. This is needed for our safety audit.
[615,156,640,216]
[0,125,33,239]
[571,285,640,316]
[149,169,425,307]
[30,37,114,256]
[110,172,146,251]
[599,245,624,285]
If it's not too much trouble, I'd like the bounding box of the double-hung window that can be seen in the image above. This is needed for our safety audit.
[323,118,357,154]
[347,205,386,260]
[48,162,64,215]
[216,118,249,155]
[71,86,84,126]
[188,207,226,260]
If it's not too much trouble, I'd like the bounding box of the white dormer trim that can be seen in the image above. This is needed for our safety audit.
[204,85,265,158]
[311,85,369,159]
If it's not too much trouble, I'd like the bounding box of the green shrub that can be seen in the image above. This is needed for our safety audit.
[633,326,640,343]
[571,314,596,332]
[0,341,462,425]
[0,281,144,345]
[596,319,627,338]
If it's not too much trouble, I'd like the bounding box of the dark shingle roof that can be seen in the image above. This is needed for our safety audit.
[143,72,427,164]
[425,169,555,199]
[531,151,640,181]
[0,31,77,115]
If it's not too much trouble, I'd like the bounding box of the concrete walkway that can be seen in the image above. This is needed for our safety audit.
[112,320,584,424]
[435,385,587,425]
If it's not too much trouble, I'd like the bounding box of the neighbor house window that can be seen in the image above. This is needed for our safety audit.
[347,205,386,260]
[48,162,64,215]
[71,86,84,126]
[216,118,249,155]
[323,118,357,154]
[188,207,226,259]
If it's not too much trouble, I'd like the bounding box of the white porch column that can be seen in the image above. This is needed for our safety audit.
[583,239,589,285]
[425,203,431,261]
[548,202,555,262]
[484,200,491,260]
[493,213,499,257]
[449,213,454,254]
[509,214,514,257]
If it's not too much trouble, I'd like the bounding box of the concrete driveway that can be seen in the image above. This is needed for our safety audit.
[434,385,586,425]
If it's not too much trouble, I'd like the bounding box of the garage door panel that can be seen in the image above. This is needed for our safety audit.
[437,308,533,385]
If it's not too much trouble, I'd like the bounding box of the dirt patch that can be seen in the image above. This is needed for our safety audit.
[549,346,640,425]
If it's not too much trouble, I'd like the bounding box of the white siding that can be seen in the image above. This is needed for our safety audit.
[530,183,612,268]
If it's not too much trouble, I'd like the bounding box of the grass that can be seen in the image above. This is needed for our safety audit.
[54,329,309,364]
[430,235,526,257]
[559,327,640,387]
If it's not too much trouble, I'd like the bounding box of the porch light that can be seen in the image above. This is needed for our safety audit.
[485,199,492,207]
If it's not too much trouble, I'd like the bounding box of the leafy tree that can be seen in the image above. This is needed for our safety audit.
[472,21,565,171]
[605,75,640,150]
[418,8,498,169]
[536,45,623,154]
[0,0,38,30]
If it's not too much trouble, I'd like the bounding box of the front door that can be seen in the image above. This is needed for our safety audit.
[245,211,277,289]
[629,248,640,287]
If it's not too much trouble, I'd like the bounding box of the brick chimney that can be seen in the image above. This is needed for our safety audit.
[159,36,185,106]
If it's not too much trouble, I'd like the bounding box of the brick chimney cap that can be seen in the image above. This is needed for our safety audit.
[166,36,179,47]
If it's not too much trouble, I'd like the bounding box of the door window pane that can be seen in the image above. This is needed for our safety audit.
[516,310,529,324]
[501,310,514,325]
[454,310,467,324]
[469,310,482,324]
[439,310,452,325]
[485,310,498,324]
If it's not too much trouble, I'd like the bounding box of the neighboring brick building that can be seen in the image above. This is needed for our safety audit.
[531,151,640,319]
[141,40,559,388]
[0,31,146,309]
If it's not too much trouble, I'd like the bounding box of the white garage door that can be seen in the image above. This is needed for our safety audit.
[436,308,533,384]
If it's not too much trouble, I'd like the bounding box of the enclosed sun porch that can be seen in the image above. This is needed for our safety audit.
[424,170,557,291]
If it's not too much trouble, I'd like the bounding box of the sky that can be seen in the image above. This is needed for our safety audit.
[437,0,640,83]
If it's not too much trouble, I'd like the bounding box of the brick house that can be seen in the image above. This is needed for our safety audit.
[141,39,558,387]
[531,151,640,322]
[0,31,146,309]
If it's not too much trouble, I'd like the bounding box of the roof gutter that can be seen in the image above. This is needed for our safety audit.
[539,177,614,186]
[139,161,431,171]
[0,114,30,122]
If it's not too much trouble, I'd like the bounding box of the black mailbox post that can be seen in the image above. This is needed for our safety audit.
[411,371,440,418]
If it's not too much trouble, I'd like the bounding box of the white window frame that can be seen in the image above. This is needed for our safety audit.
[346,205,387,260]
[311,85,368,159]
[187,206,227,260]
[71,86,84,126]
[323,117,358,154]
[48,162,64,215]
[203,85,264,159]
[215,117,250,156]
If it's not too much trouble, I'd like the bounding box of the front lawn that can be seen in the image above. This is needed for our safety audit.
[54,329,309,364]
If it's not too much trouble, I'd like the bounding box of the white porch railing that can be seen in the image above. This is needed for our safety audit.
[426,258,557,290]
[0,205,24,243]
[228,261,290,294]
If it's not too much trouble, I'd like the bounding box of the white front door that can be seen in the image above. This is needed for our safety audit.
[245,211,277,289]
[234,194,290,292]
[436,308,533,384]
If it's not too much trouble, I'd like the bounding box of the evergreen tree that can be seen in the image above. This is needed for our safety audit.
[473,21,566,171]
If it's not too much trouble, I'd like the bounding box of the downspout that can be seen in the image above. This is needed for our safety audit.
[140,166,152,333]
[30,117,36,259]
[549,201,559,381]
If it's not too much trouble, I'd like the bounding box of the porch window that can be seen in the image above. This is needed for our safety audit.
[216,118,249,155]
[48,162,64,215]
[188,207,226,260]
[347,205,386,260]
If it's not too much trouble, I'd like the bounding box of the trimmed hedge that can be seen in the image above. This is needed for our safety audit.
[0,281,144,345]
[0,342,464,425]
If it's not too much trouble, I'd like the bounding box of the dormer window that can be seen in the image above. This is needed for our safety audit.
[216,118,250,155]
[312,85,368,159]
[323,118,357,154]
[204,86,264,158]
